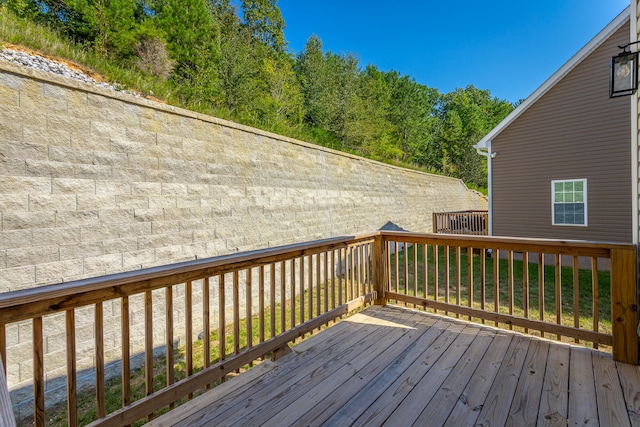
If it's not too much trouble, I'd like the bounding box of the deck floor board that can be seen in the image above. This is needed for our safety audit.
[146,305,640,427]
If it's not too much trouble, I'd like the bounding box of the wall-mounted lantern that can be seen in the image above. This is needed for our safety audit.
[610,42,640,97]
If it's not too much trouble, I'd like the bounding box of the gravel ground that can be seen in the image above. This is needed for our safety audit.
[0,47,140,96]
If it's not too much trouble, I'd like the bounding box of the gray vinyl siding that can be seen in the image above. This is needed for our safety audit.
[491,21,632,243]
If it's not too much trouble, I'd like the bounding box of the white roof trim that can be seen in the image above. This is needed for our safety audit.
[475,6,630,150]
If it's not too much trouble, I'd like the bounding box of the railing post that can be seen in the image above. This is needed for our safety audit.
[1,349,16,427]
[372,234,388,305]
[610,247,639,364]
[432,213,437,233]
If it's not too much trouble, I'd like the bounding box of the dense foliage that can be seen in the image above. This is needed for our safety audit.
[1,0,515,189]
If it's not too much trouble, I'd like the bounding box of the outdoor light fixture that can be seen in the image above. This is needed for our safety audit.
[610,41,640,97]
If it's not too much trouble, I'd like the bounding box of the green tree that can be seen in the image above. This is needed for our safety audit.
[386,72,440,166]
[240,0,286,53]
[154,0,219,106]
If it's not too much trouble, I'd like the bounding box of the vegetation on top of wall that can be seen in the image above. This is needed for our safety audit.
[0,1,515,192]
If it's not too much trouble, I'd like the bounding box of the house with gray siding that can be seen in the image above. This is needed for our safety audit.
[475,7,633,243]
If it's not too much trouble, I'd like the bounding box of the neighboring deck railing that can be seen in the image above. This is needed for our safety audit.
[0,231,637,426]
[433,210,488,235]
[379,231,637,364]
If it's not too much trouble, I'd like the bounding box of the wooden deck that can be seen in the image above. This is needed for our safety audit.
[145,304,640,426]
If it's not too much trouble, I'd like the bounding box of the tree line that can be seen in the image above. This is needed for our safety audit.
[3,0,516,189]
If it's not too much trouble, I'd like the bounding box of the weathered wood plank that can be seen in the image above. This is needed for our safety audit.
[195,309,424,427]
[592,352,631,427]
[568,347,598,426]
[444,330,514,426]
[616,361,640,426]
[142,300,375,426]
[140,305,640,427]
[323,317,453,426]
[350,322,468,426]
[146,307,386,427]
[505,339,550,426]
[266,312,437,426]
[383,325,481,426]
[474,334,531,426]
[537,344,570,427]
[412,327,496,426]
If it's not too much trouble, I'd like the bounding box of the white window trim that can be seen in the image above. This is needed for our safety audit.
[551,179,588,227]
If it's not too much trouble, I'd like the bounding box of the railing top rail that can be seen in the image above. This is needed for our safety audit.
[379,231,635,257]
[433,210,488,214]
[0,234,376,316]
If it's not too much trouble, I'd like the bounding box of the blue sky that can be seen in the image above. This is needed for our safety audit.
[276,0,629,103]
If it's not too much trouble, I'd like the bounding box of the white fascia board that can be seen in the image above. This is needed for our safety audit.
[476,6,630,148]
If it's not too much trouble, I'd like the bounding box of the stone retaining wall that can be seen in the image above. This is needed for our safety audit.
[0,61,486,417]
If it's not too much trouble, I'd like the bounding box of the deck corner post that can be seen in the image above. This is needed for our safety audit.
[372,234,388,306]
[611,247,639,364]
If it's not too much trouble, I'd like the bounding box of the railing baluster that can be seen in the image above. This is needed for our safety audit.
[573,256,580,343]
[165,287,174,394]
[33,317,44,427]
[66,309,77,427]
[203,279,210,370]
[555,254,562,340]
[455,246,461,318]
[300,257,305,324]
[291,259,296,328]
[404,242,409,303]
[331,250,336,310]
[387,243,392,294]
[523,252,529,333]
[144,291,153,405]
[423,244,428,300]
[308,254,314,319]
[280,261,286,334]
[394,242,399,295]
[268,264,274,340]
[350,246,356,300]
[324,251,329,313]
[444,245,450,314]
[468,246,473,321]
[413,244,418,302]
[186,282,193,388]
[246,269,253,353]
[494,249,499,327]
[258,265,265,342]
[434,245,439,313]
[95,302,105,419]
[508,251,514,330]
[480,248,486,324]
[0,323,5,379]
[233,273,240,362]
[592,257,599,349]
[539,253,545,338]
[316,252,321,315]
[121,296,130,408]
[218,275,225,381]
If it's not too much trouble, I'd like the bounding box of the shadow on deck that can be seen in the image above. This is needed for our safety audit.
[148,305,640,427]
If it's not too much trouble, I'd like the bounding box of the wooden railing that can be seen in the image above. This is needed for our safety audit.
[379,231,637,364]
[0,231,637,426]
[433,210,488,235]
[0,235,376,427]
